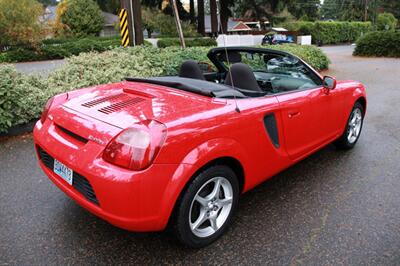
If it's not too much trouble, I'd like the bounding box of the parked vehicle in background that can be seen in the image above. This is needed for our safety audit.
[262,34,294,45]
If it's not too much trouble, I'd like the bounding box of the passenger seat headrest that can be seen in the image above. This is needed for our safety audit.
[179,60,205,80]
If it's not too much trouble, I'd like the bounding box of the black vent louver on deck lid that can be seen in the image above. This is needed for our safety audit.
[81,93,145,114]
[81,93,126,108]
[97,97,145,114]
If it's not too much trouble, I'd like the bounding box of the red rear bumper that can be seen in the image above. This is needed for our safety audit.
[34,120,181,232]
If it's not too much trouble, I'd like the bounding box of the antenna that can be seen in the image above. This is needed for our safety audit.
[216,0,240,113]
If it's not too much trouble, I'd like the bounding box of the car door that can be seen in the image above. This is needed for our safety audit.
[276,89,315,160]
[308,85,343,142]
[269,58,339,160]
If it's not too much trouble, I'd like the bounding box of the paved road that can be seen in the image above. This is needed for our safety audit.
[1,46,400,265]
[12,59,65,76]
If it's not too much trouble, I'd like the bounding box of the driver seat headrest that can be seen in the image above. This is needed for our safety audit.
[224,63,262,92]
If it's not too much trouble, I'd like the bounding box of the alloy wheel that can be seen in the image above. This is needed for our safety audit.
[189,176,233,238]
[347,108,363,144]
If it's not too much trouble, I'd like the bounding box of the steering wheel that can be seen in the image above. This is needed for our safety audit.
[256,77,280,93]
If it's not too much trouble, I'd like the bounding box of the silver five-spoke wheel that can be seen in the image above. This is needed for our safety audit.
[347,108,362,144]
[189,176,233,238]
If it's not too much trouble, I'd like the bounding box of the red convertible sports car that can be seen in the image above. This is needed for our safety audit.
[34,47,366,247]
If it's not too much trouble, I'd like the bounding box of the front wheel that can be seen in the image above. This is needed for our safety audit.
[172,165,239,248]
[334,102,364,149]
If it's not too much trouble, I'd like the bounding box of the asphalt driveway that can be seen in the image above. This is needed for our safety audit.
[12,59,65,76]
[1,45,400,265]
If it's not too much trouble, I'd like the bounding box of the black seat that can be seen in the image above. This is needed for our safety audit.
[179,60,205,80]
[224,63,262,92]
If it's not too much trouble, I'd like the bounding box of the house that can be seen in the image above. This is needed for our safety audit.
[100,12,119,37]
[204,15,271,34]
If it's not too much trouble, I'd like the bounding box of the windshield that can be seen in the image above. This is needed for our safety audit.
[210,49,324,94]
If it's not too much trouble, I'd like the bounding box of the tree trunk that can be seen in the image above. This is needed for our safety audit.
[131,0,144,45]
[197,0,205,35]
[220,1,229,33]
[210,0,218,36]
[189,0,195,23]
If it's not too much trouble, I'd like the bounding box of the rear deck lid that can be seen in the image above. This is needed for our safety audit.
[62,81,226,129]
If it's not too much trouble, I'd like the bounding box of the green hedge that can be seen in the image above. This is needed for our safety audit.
[283,21,372,45]
[354,31,400,57]
[0,37,152,63]
[157,38,217,48]
[0,44,329,133]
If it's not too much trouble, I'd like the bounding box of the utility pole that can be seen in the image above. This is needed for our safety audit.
[120,0,143,46]
[170,0,186,48]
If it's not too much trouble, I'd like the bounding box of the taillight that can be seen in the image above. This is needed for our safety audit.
[103,120,167,170]
[40,93,68,123]
[40,97,54,123]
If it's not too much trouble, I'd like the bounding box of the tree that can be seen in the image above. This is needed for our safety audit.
[234,0,289,27]
[321,0,380,21]
[288,0,320,21]
[379,0,400,20]
[141,0,163,9]
[142,7,197,37]
[189,0,195,23]
[142,7,158,38]
[60,0,104,37]
[340,0,364,21]
[162,0,190,21]
[220,0,234,33]
[197,0,205,34]
[95,0,120,14]
[0,0,44,47]
[37,0,58,6]
[320,0,340,20]
[376,12,397,31]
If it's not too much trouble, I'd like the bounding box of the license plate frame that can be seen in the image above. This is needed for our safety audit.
[53,159,73,185]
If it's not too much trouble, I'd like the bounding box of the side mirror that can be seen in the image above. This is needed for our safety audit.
[323,76,336,90]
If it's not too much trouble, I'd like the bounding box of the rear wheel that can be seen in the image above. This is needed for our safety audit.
[173,165,239,248]
[334,102,364,149]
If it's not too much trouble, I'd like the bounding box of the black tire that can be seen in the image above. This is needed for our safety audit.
[172,165,239,248]
[334,102,364,150]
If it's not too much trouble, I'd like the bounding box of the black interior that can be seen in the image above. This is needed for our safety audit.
[126,47,324,99]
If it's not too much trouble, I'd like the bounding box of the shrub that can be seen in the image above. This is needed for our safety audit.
[60,0,104,37]
[376,13,398,31]
[0,37,121,63]
[353,31,400,57]
[0,65,49,131]
[157,38,217,48]
[0,0,45,47]
[283,21,372,45]
[0,44,329,132]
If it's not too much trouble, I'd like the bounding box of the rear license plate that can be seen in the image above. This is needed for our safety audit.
[53,159,73,185]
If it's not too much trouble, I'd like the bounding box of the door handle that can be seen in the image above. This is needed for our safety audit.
[288,111,300,118]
